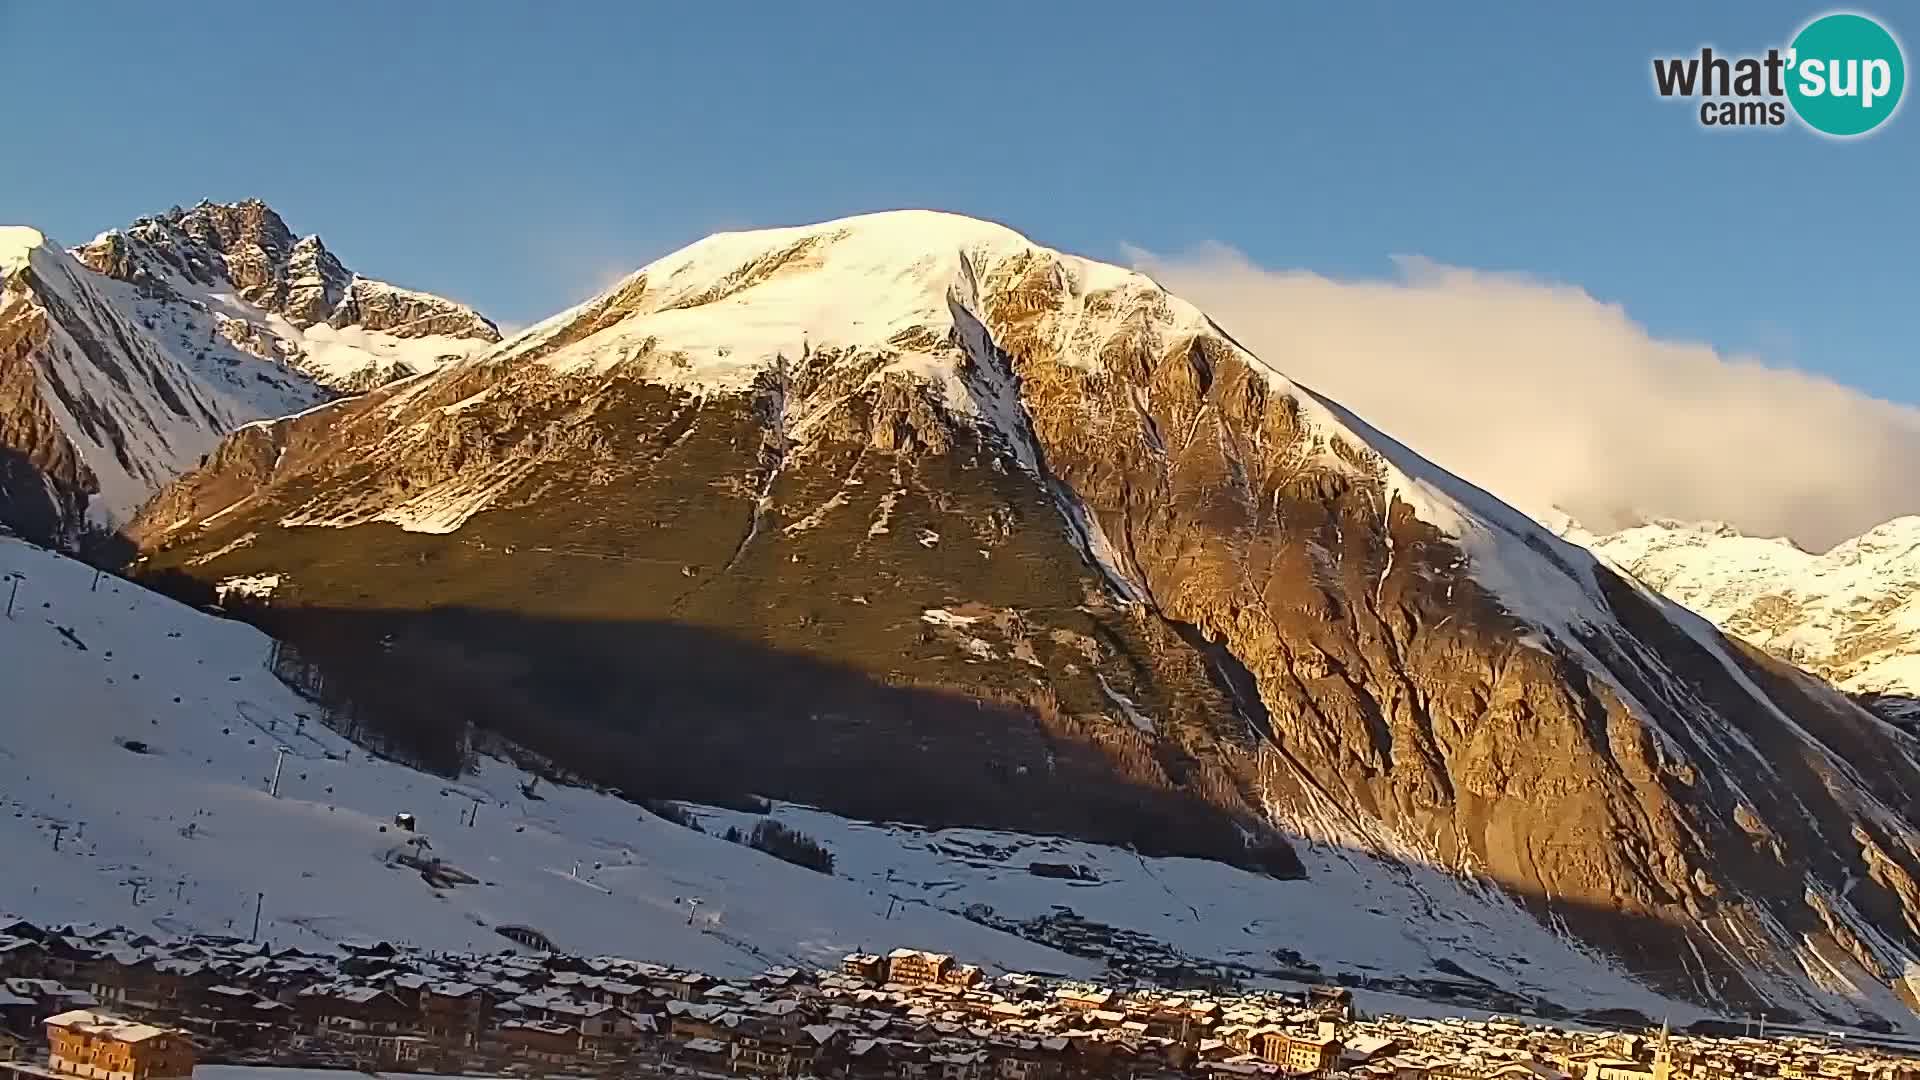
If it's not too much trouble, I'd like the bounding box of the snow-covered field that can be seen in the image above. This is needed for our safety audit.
[0,534,1075,977]
[1,533,1694,1020]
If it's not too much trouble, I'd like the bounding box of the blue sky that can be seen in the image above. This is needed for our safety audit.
[5,2,1915,401]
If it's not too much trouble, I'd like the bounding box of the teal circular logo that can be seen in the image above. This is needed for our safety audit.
[1787,12,1905,136]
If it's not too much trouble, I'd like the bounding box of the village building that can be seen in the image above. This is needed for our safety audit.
[0,917,1915,1080]
[42,1010,195,1080]
[1309,985,1355,1019]
[417,981,488,1045]
[0,941,47,982]
[944,963,986,988]
[0,992,35,1038]
[1249,1022,1343,1075]
[841,954,886,984]
[297,985,414,1035]
[887,948,953,987]
[1054,987,1116,1012]
[730,1028,822,1075]
[493,1018,579,1063]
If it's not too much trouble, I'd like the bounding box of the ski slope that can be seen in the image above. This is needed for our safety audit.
[0,532,1693,1020]
[0,533,1077,976]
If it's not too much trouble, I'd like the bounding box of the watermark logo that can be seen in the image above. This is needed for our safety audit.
[1652,11,1905,137]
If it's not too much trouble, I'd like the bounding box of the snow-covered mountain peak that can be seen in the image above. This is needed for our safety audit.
[78,199,500,392]
[0,225,52,275]
[0,230,331,536]
[0,199,503,542]
[1642,517,1745,539]
[475,211,1615,640]
[506,209,1180,389]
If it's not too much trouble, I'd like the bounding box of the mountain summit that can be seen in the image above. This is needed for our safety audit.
[1,222,326,541]
[0,200,500,544]
[79,199,501,390]
[132,210,1920,1025]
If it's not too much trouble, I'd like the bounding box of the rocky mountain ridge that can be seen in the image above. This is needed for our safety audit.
[78,199,501,391]
[129,210,1920,1029]
[0,224,326,543]
[0,200,501,544]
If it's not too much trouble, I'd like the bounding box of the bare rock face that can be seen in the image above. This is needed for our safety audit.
[330,277,500,341]
[78,200,353,324]
[128,212,1920,1026]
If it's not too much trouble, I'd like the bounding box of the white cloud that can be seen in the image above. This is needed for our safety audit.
[1128,244,1920,551]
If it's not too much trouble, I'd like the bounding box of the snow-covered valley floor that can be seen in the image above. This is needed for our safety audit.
[0,534,1692,1023]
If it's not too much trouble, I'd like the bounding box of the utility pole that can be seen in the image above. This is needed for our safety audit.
[50,823,66,851]
[5,573,19,618]
[251,891,264,942]
[269,746,291,797]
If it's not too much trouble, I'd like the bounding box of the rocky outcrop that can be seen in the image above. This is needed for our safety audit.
[330,276,501,341]
[128,211,1920,1027]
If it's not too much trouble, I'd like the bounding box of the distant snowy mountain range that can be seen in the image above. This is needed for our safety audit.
[1556,515,1920,726]
[0,201,496,543]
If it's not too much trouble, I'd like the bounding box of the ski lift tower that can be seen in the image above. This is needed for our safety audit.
[268,746,293,797]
